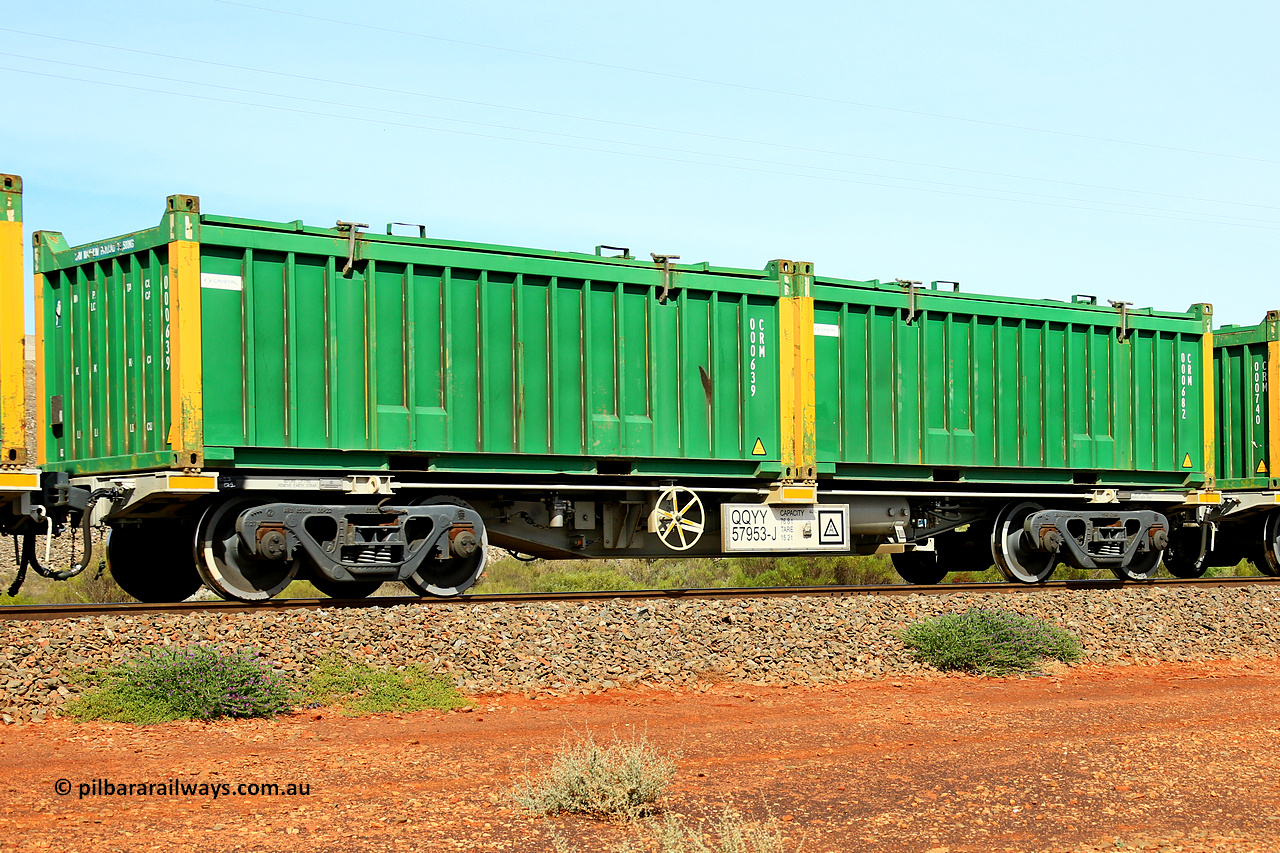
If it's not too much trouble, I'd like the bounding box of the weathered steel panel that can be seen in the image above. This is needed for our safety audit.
[35,204,787,478]
[812,279,1213,488]
[1212,313,1279,490]
[33,197,1215,490]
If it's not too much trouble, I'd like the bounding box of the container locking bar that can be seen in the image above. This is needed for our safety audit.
[1109,300,1133,342]
[895,279,922,324]
[335,221,369,275]
[652,253,680,302]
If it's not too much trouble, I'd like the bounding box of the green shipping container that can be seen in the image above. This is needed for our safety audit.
[1212,312,1279,491]
[31,193,1215,493]
[811,279,1215,488]
[33,196,800,479]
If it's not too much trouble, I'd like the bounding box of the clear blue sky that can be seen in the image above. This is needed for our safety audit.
[4,1,1278,332]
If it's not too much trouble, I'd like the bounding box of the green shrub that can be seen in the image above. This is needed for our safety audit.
[549,806,788,853]
[304,657,471,715]
[944,567,1005,583]
[67,646,294,723]
[640,808,786,853]
[513,730,676,820]
[43,565,133,603]
[543,569,637,593]
[1202,558,1263,578]
[901,608,1083,675]
[278,579,326,599]
[473,553,904,594]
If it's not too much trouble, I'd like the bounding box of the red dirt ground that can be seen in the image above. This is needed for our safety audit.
[2,658,1278,852]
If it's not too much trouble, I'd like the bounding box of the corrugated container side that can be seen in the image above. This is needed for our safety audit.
[35,203,793,478]
[1213,313,1280,490]
[812,279,1214,487]
[196,222,786,474]
[33,231,176,472]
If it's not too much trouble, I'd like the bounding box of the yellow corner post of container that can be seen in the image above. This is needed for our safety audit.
[1269,337,1280,480]
[169,239,204,469]
[775,260,816,481]
[0,173,25,466]
[1201,329,1214,482]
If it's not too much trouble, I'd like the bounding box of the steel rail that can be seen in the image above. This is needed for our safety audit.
[2,576,1278,622]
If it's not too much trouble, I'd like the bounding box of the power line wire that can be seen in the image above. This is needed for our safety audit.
[3,26,1275,214]
[6,50,1275,225]
[210,0,1280,168]
[3,63,1277,234]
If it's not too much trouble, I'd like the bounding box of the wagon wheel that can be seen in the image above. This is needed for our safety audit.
[1253,511,1280,576]
[990,501,1057,584]
[1112,547,1163,581]
[653,486,705,551]
[106,521,204,603]
[891,548,947,585]
[1162,525,1210,579]
[194,499,301,602]
[402,496,488,597]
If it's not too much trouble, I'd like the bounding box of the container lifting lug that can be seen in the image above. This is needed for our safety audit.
[895,279,921,324]
[652,253,680,303]
[336,221,369,276]
[1109,300,1132,342]
[596,244,633,260]
[385,222,427,238]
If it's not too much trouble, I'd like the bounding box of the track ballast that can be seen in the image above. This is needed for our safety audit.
[3,575,1278,621]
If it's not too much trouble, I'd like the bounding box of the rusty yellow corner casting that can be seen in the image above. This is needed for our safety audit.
[1269,338,1280,481]
[1201,330,1215,483]
[168,240,204,469]
[777,260,816,481]
[0,174,25,466]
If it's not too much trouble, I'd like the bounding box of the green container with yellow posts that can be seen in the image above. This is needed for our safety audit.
[19,191,1222,601]
[33,197,795,480]
[1213,313,1280,491]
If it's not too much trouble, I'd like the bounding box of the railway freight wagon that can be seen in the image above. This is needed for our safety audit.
[5,184,1219,602]
[1196,314,1280,577]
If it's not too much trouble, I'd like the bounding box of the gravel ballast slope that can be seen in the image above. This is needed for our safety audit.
[3,585,1279,722]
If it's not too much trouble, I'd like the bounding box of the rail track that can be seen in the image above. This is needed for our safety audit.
[3,576,1278,622]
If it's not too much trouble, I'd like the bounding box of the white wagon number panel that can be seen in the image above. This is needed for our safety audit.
[721,504,850,552]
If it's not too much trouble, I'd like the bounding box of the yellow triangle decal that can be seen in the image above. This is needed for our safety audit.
[1182,453,1193,469]
[1259,459,1269,474]
[751,438,767,456]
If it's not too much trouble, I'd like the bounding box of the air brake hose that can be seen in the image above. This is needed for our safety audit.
[7,536,25,597]
[20,488,120,583]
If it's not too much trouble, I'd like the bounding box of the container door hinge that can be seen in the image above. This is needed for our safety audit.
[1109,300,1133,342]
[652,253,680,303]
[896,279,921,324]
[336,221,369,276]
